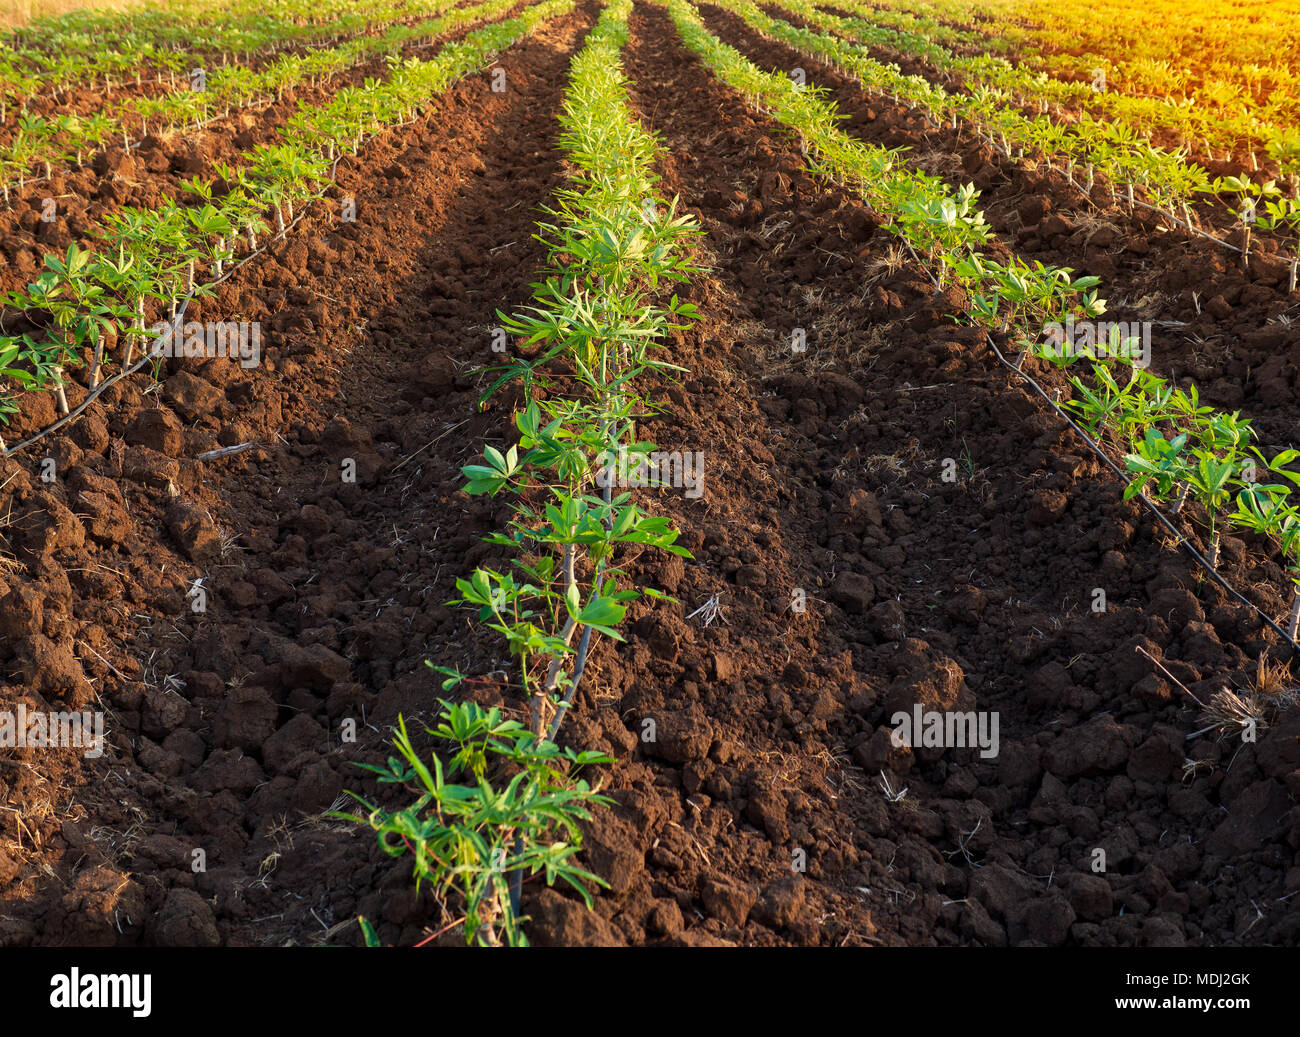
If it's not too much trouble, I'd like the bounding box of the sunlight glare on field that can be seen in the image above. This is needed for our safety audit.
[1,0,143,27]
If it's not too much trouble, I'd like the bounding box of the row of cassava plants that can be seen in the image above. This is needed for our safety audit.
[663,0,1300,642]
[730,0,1300,290]
[860,0,1300,128]
[333,0,705,947]
[712,0,1300,573]
[0,0,515,200]
[1047,346,1300,640]
[660,0,1107,346]
[0,0,574,442]
[748,0,1212,211]
[0,0,454,110]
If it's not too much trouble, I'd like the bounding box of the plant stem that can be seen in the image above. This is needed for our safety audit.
[124,297,144,367]
[53,368,69,415]
[536,544,579,737]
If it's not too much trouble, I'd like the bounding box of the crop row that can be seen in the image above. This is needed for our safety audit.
[1057,357,1300,639]
[336,0,703,946]
[0,0,459,113]
[0,0,570,447]
[841,0,1300,158]
[0,0,512,202]
[819,0,1007,56]
[661,0,1300,646]
[662,0,1103,342]
[873,0,1300,103]
[728,0,1300,287]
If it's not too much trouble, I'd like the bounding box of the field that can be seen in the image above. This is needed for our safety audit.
[0,0,1298,953]
[0,0,135,28]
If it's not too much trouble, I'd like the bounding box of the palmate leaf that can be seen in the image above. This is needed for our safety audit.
[1259,449,1300,488]
[461,443,520,495]
[1230,486,1288,532]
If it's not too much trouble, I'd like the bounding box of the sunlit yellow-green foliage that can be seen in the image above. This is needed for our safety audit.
[838,0,1300,157]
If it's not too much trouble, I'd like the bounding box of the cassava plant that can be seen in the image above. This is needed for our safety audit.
[1199,175,1281,268]
[331,704,612,947]
[341,0,700,946]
